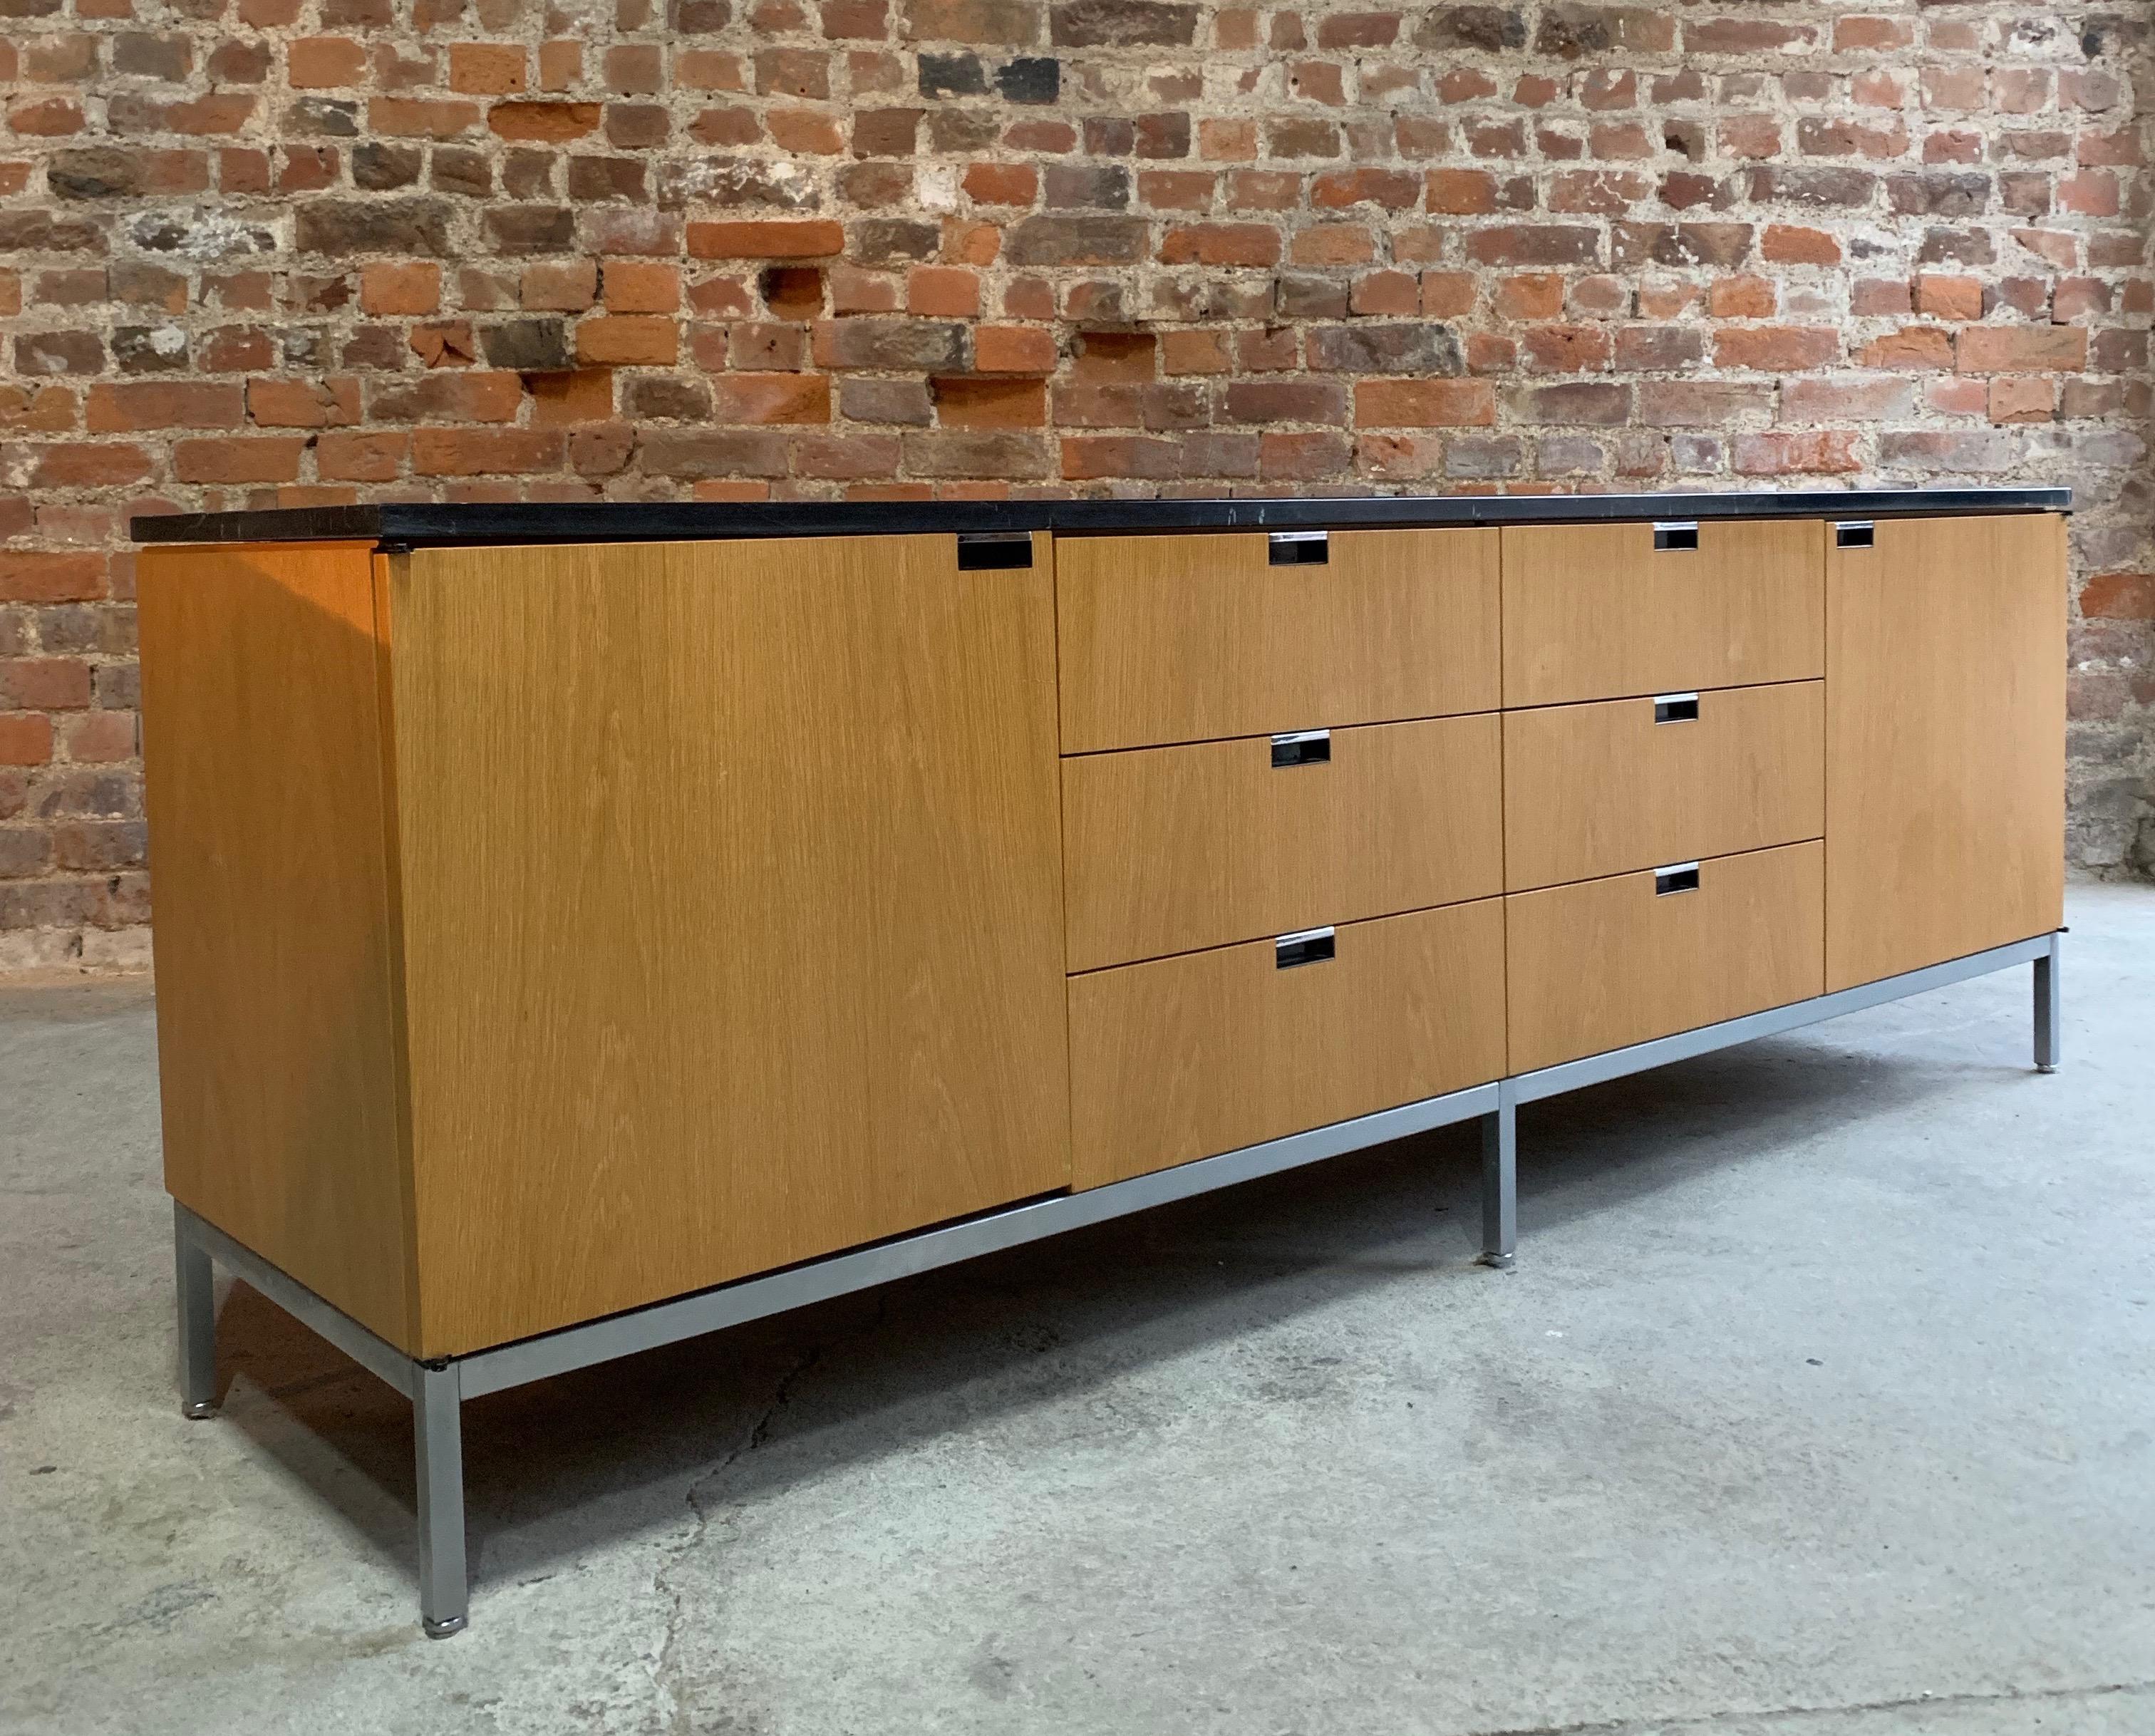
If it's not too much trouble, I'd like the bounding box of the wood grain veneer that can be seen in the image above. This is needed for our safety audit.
[386,533,1071,1355]
[1068,899,1507,1189]
[1503,680,1824,892]
[1056,527,1501,753]
[1062,713,1504,972]
[139,541,418,1348]
[1501,517,1824,706]
[1504,840,1826,1073]
[1824,513,2067,991]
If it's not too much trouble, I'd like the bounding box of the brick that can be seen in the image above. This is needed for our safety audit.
[0,658,92,711]
[1353,379,1496,427]
[1157,224,1281,268]
[450,43,528,95]
[411,428,564,475]
[973,325,1057,373]
[2081,574,2155,621]
[487,101,602,142]
[1988,376,2053,424]
[0,715,55,767]
[1713,326,1839,371]
[287,36,367,86]
[247,378,361,427]
[360,262,440,316]
[172,436,307,483]
[86,382,244,432]
[1915,274,1983,321]
[706,373,832,422]
[576,316,680,366]
[602,262,681,313]
[687,220,847,259]
[1955,326,2087,374]
[908,266,981,316]
[1732,430,1859,475]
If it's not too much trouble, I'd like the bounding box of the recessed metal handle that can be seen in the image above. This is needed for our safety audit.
[1271,728,1331,768]
[1269,530,1328,566]
[1653,693,1700,725]
[956,532,1032,570]
[1653,521,1700,552]
[1275,926,1335,968]
[1835,521,1875,549]
[1654,862,1701,897]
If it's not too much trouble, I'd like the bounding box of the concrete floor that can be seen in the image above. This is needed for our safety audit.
[3,885,2151,1735]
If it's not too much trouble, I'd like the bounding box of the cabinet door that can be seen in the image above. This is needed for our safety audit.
[1825,514,2065,991]
[387,534,1070,1355]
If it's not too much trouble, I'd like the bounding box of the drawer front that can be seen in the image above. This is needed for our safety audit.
[1502,518,1824,706]
[1070,899,1507,1189]
[1505,840,1824,1073]
[1064,713,1503,973]
[1503,680,1823,892]
[1056,527,1500,753]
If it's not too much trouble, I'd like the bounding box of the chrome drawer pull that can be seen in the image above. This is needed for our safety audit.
[1275,926,1335,968]
[1268,529,1328,567]
[1653,521,1700,552]
[956,532,1032,570]
[1271,728,1331,768]
[1653,692,1700,725]
[1654,862,1701,897]
[1835,520,1875,549]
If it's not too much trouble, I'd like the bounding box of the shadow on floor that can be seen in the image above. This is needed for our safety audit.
[202,1026,2012,1599]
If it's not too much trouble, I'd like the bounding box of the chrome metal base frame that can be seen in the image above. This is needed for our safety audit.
[171,929,2061,1635]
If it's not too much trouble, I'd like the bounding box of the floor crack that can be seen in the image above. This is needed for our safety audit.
[1464,1676,2155,1736]
[647,1296,889,1732]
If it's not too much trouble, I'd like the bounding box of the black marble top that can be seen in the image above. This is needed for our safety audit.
[131,487,2071,548]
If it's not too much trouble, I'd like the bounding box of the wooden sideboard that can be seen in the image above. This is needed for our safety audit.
[134,488,2069,1635]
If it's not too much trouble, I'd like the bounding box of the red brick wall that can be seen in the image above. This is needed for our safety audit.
[3,0,2152,968]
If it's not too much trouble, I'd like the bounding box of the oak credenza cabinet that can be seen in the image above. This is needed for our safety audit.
[134,488,2069,1636]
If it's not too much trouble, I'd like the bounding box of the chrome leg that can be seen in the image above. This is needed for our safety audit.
[414,1362,469,1638]
[2034,931,2061,1073]
[175,1204,217,1419]
[1478,1083,1517,1269]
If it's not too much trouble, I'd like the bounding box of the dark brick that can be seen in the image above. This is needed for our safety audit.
[850,217,942,262]
[920,51,988,95]
[1534,3,1673,56]
[1745,167,1877,210]
[16,332,105,376]
[481,318,573,371]
[996,56,1059,102]
[625,377,713,418]
[1412,4,1524,49]
[433,147,496,198]
[1005,214,1149,265]
[47,148,150,201]
[1050,0,1197,46]
[814,317,970,369]
[295,198,454,257]
[284,97,360,138]
[1886,173,1993,217]
[1307,324,1464,374]
[352,140,424,190]
[839,377,936,423]
[1044,163,1131,208]
[112,326,190,373]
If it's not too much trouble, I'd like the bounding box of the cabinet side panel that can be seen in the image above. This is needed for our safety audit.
[1825,514,2067,992]
[138,542,416,1350]
[393,534,1070,1356]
